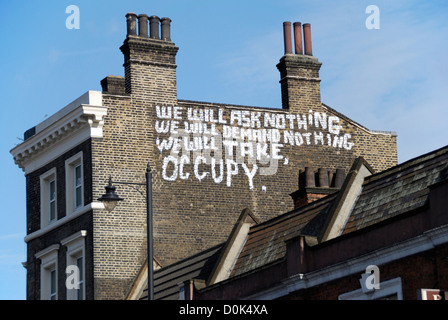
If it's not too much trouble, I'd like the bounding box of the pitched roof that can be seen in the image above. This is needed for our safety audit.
[230,193,336,278]
[134,145,448,299]
[230,145,448,279]
[139,243,223,300]
[342,145,448,234]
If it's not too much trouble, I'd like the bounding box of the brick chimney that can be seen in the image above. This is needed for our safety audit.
[100,75,125,95]
[290,167,345,209]
[119,13,178,104]
[277,21,322,111]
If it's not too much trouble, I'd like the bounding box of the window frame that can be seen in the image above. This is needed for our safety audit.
[49,179,56,221]
[75,256,85,300]
[62,230,87,300]
[74,164,83,209]
[49,269,57,300]
[35,244,60,300]
[65,152,84,214]
[40,168,58,227]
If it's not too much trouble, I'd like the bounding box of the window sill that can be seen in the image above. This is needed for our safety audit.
[25,202,104,243]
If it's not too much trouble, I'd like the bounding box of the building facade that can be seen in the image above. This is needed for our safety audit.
[11,14,397,299]
[184,146,448,300]
[143,145,448,300]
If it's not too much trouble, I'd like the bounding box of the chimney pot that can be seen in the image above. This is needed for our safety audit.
[138,14,149,38]
[298,169,305,190]
[302,23,312,56]
[126,13,138,37]
[160,17,172,41]
[293,22,303,54]
[305,167,315,187]
[282,22,293,54]
[334,169,345,188]
[149,15,160,39]
[291,167,344,210]
[318,168,329,187]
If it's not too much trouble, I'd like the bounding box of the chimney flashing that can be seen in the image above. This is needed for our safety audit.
[120,13,178,97]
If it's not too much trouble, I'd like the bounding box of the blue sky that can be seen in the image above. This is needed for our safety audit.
[1,1,447,300]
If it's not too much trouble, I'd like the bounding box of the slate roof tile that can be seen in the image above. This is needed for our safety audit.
[342,146,448,234]
[230,195,336,277]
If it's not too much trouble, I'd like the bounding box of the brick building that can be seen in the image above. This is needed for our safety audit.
[11,13,397,300]
[138,145,448,300]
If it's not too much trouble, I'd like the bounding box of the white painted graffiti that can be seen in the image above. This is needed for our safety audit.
[155,106,354,190]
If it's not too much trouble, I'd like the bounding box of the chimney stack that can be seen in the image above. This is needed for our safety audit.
[290,167,345,209]
[277,20,322,110]
[121,13,178,102]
